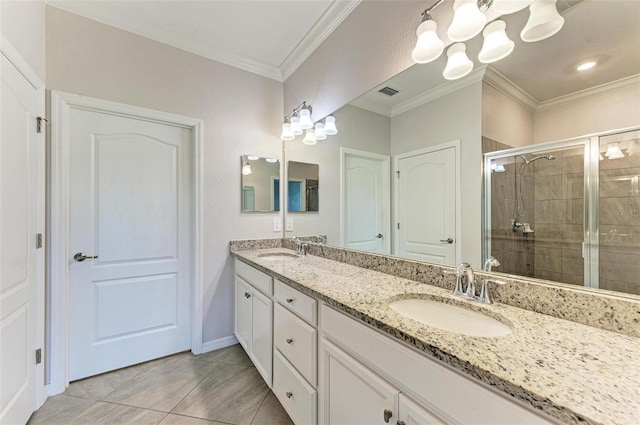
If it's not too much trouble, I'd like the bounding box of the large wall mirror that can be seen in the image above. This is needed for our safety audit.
[241,155,280,212]
[283,0,640,297]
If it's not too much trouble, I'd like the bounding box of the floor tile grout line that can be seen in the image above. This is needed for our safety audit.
[248,391,271,425]
[167,359,225,415]
[166,412,237,425]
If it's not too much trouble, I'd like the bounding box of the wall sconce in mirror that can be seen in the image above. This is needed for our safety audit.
[411,0,564,80]
[240,155,280,212]
[287,161,319,212]
[281,101,338,143]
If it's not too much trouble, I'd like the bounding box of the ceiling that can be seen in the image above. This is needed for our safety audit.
[351,0,640,115]
[46,0,361,82]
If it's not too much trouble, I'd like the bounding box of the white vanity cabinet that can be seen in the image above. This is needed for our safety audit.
[233,259,273,387]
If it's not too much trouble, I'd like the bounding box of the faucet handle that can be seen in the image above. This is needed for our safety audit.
[443,269,464,296]
[478,278,506,304]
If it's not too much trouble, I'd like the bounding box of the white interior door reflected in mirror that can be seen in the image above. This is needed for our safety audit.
[241,155,281,212]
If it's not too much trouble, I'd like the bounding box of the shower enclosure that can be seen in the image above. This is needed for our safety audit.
[483,128,640,296]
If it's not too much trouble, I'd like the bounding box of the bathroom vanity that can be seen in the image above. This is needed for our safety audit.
[231,242,639,425]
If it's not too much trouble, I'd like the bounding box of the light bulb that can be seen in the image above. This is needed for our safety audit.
[604,142,625,160]
[280,123,295,141]
[299,108,313,129]
[448,0,487,42]
[443,43,474,80]
[314,123,327,141]
[290,115,303,135]
[324,115,338,135]
[412,19,444,64]
[303,129,317,145]
[478,20,514,63]
[492,0,534,14]
[521,0,564,42]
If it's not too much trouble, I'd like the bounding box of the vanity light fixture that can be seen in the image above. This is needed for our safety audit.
[242,162,252,175]
[298,104,313,130]
[491,163,506,172]
[627,140,639,156]
[576,61,597,71]
[280,120,295,141]
[290,115,303,135]
[604,142,625,160]
[314,122,327,141]
[303,129,317,145]
[265,158,278,163]
[411,0,565,80]
[324,115,338,135]
[281,102,338,144]
[247,155,260,161]
[443,43,474,80]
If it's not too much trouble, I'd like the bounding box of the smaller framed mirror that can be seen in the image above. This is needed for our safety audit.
[287,161,319,212]
[240,155,280,212]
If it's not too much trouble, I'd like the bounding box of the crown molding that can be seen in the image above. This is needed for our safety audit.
[349,98,392,117]
[536,73,640,111]
[482,66,539,112]
[280,0,362,81]
[391,66,487,117]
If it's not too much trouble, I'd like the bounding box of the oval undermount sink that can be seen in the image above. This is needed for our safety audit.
[389,298,512,338]
[258,252,300,260]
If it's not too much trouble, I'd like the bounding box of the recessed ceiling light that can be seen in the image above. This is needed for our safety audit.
[577,61,597,71]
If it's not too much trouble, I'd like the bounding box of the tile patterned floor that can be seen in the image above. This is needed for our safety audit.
[28,345,293,425]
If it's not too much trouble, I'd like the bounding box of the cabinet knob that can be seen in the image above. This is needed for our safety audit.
[286,298,294,303]
[383,409,393,423]
[286,338,293,344]
[244,292,251,298]
[286,391,293,399]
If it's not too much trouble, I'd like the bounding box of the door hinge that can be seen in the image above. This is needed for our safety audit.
[36,233,43,249]
[37,117,48,133]
[397,222,400,230]
[35,348,42,364]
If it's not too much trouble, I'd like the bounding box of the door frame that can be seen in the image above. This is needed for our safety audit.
[49,91,204,395]
[0,34,47,411]
[393,141,461,264]
[339,147,391,253]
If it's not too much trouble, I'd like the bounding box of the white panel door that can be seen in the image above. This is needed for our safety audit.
[319,338,399,425]
[397,147,456,265]
[69,108,192,380]
[342,151,390,253]
[0,52,41,423]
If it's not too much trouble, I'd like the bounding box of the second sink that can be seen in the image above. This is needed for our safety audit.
[389,298,512,338]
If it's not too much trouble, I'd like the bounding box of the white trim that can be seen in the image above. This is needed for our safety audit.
[280,0,362,81]
[0,35,43,90]
[49,91,204,393]
[393,141,462,264]
[201,335,239,354]
[339,148,391,254]
[483,66,539,112]
[391,67,486,117]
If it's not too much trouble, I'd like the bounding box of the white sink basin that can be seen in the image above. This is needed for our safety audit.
[389,298,512,338]
[258,252,300,260]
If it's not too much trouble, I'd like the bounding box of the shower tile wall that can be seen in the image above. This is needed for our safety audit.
[484,138,534,277]
[532,148,584,285]
[599,136,640,295]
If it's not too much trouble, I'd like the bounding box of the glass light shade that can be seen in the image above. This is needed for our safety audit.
[302,129,317,145]
[242,163,252,175]
[521,0,564,42]
[443,43,474,80]
[246,155,259,161]
[314,123,327,141]
[280,123,295,141]
[290,116,303,135]
[324,115,338,135]
[299,108,313,129]
[494,164,506,172]
[627,140,639,156]
[448,0,487,42]
[604,143,625,160]
[478,20,514,63]
[265,158,278,163]
[492,0,534,14]
[412,19,444,63]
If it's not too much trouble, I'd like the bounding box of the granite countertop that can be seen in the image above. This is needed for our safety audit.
[232,248,640,425]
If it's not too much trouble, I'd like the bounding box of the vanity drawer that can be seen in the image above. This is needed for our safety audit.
[235,259,272,296]
[273,349,317,425]
[274,303,317,386]
[274,279,317,325]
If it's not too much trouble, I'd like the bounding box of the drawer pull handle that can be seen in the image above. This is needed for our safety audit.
[286,338,293,344]
[286,298,294,303]
[286,391,293,399]
[244,292,251,298]
[383,409,393,423]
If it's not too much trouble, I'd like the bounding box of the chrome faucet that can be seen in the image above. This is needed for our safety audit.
[291,237,307,255]
[483,256,500,272]
[444,262,505,304]
[478,278,506,304]
[458,262,477,298]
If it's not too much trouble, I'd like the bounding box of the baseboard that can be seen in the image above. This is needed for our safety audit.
[201,335,238,353]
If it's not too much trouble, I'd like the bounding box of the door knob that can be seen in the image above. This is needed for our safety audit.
[376,233,383,239]
[440,238,454,244]
[383,409,393,423]
[73,252,98,262]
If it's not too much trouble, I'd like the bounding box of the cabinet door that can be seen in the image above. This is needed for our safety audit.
[234,276,252,352]
[398,394,445,425]
[251,288,273,386]
[319,338,399,425]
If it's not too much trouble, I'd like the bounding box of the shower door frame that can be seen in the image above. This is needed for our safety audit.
[483,125,640,290]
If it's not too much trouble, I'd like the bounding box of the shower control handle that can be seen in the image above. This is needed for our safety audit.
[440,238,454,244]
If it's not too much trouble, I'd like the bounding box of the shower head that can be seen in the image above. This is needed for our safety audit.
[519,154,556,165]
